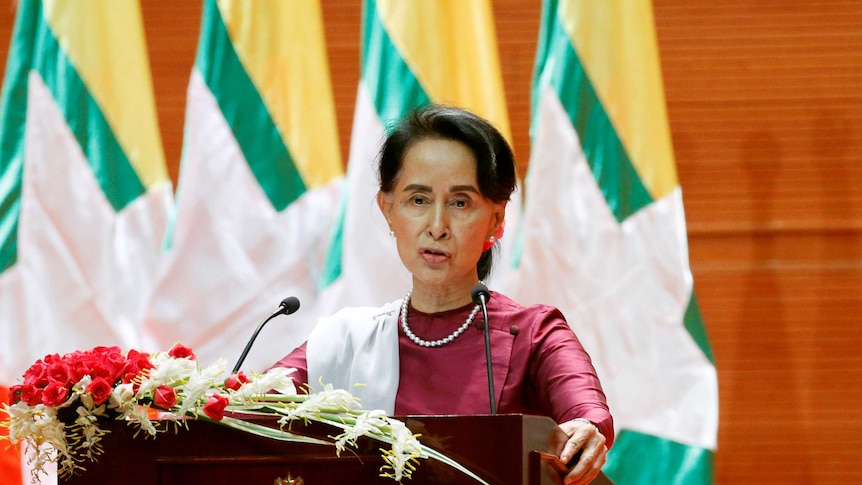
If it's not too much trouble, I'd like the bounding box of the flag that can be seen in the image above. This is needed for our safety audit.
[0,0,171,395]
[509,0,718,482]
[0,1,171,482]
[317,0,518,316]
[142,0,343,372]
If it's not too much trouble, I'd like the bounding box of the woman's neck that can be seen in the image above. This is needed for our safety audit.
[408,280,478,313]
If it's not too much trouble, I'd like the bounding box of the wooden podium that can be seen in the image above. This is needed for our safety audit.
[62,414,611,484]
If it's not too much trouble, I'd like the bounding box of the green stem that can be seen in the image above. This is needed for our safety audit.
[204,415,333,446]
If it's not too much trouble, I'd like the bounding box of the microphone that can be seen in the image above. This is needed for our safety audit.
[471,283,496,414]
[231,297,301,374]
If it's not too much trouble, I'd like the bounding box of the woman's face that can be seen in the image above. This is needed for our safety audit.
[377,137,506,293]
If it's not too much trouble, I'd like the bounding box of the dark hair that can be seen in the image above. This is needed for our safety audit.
[378,104,517,280]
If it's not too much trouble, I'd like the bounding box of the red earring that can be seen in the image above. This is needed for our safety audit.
[483,220,505,251]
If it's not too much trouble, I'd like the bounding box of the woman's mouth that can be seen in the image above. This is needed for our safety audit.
[420,248,449,264]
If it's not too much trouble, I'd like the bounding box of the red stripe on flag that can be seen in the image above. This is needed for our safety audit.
[1,385,23,485]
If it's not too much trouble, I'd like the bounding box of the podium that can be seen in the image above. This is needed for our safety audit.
[62,414,611,484]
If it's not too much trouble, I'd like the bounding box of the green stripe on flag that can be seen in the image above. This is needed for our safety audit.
[35,9,146,212]
[0,0,146,273]
[604,429,714,484]
[319,0,430,288]
[0,144,22,273]
[0,0,37,273]
[684,292,714,364]
[196,0,306,212]
[533,0,652,223]
[362,0,431,128]
[319,186,348,290]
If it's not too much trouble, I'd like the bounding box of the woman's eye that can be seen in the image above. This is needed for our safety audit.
[411,196,426,205]
[451,199,468,208]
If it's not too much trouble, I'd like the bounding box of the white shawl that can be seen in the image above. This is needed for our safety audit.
[306,300,402,413]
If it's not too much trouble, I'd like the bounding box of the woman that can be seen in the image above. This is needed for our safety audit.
[273,105,612,484]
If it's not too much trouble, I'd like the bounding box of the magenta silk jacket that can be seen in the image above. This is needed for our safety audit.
[271,292,614,447]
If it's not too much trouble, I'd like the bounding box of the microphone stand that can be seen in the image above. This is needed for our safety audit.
[472,284,496,415]
[231,297,300,374]
[480,296,496,414]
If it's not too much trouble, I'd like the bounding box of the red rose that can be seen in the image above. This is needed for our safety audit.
[9,384,24,404]
[69,361,90,383]
[92,345,121,357]
[153,385,177,410]
[89,364,113,382]
[47,362,72,387]
[22,361,49,388]
[124,350,155,375]
[202,394,229,421]
[168,343,196,360]
[66,352,87,373]
[13,384,41,406]
[102,349,128,381]
[86,378,113,405]
[224,372,249,391]
[122,351,155,386]
[42,353,62,365]
[22,386,42,406]
[41,382,69,407]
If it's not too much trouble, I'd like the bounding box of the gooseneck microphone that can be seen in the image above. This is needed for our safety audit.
[231,296,301,374]
[471,283,496,414]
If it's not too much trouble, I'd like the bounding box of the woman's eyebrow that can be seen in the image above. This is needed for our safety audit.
[400,184,478,193]
[401,184,432,192]
[449,185,479,194]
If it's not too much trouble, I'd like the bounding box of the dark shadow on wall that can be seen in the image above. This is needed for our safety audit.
[736,130,812,481]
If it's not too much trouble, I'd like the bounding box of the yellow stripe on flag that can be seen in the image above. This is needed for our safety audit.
[217,0,342,189]
[560,0,677,198]
[43,0,168,188]
[377,0,511,142]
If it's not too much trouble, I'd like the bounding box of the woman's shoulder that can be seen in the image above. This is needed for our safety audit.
[489,291,564,319]
[489,293,577,345]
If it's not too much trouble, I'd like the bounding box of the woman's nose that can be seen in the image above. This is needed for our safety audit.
[427,205,449,239]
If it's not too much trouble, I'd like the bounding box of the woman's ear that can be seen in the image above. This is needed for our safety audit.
[377,191,393,226]
[489,201,508,237]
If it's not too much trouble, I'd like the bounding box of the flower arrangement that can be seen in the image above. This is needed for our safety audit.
[1,344,486,484]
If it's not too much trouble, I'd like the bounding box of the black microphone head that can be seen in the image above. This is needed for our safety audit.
[279,296,301,315]
[471,283,491,305]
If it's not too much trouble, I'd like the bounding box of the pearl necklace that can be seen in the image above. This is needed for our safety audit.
[400,288,481,348]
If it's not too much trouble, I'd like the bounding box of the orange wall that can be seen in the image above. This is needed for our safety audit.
[0,1,860,483]
[653,3,862,483]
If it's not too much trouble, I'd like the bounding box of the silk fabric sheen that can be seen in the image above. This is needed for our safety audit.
[277,292,613,446]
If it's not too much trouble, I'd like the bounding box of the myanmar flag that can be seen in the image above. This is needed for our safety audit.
[0,0,171,482]
[142,0,343,372]
[509,0,718,483]
[317,0,518,316]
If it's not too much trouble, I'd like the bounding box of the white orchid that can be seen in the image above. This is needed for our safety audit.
[136,352,197,395]
[173,359,226,417]
[232,367,297,401]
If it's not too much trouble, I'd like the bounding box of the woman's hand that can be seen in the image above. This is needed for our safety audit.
[557,418,608,485]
